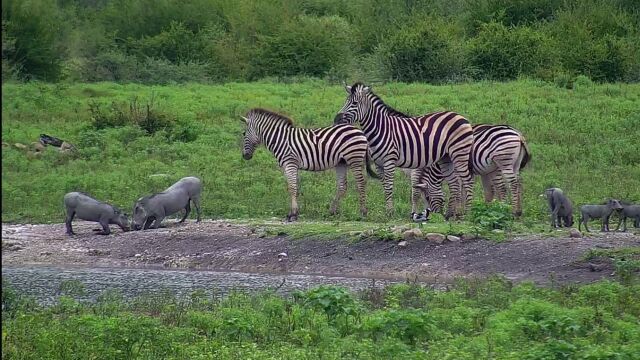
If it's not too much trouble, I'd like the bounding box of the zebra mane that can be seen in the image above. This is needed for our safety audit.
[350,82,410,118]
[248,108,295,127]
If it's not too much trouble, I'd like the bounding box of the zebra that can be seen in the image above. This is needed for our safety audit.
[410,124,531,219]
[334,83,474,219]
[241,108,377,222]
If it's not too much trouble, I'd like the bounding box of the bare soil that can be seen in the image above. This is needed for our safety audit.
[3,220,639,285]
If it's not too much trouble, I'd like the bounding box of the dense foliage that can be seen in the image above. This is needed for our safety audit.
[3,277,639,359]
[2,0,639,84]
[2,80,639,224]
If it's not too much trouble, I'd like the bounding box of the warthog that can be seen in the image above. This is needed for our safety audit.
[64,192,130,236]
[542,188,573,228]
[615,203,640,232]
[579,199,624,232]
[133,176,202,230]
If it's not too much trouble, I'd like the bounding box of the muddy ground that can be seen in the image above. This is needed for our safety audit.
[3,220,639,285]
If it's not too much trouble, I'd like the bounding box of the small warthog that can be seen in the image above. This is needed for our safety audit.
[615,203,640,232]
[64,192,130,235]
[542,188,573,228]
[133,176,202,230]
[579,199,624,232]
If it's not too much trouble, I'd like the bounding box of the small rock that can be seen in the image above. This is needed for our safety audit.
[59,141,77,153]
[277,252,288,262]
[31,142,46,152]
[1,141,9,147]
[87,249,110,256]
[589,263,605,272]
[403,228,423,241]
[595,244,613,249]
[40,251,52,256]
[446,235,460,242]
[134,253,142,258]
[425,233,446,244]
[462,233,478,241]
[13,143,27,150]
[569,228,582,238]
[492,229,504,233]
[397,240,408,248]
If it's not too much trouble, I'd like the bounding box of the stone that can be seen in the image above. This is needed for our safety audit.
[87,249,111,256]
[588,263,605,272]
[446,235,461,242]
[569,228,582,238]
[31,142,46,152]
[13,143,27,150]
[397,241,408,248]
[59,141,77,153]
[426,233,446,244]
[403,228,423,241]
[462,233,478,241]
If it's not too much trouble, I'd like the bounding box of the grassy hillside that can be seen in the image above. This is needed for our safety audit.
[2,80,639,224]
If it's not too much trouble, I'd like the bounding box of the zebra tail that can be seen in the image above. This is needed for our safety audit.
[519,135,531,170]
[365,154,380,180]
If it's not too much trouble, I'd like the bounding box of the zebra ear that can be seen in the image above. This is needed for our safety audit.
[363,86,371,93]
[240,116,248,123]
[344,82,352,93]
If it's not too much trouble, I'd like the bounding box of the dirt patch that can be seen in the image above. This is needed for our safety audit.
[3,220,639,285]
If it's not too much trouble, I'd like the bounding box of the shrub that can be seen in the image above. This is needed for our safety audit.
[2,0,65,81]
[252,15,355,79]
[377,18,464,83]
[470,200,513,231]
[549,1,638,82]
[463,0,563,34]
[88,96,198,142]
[469,22,556,80]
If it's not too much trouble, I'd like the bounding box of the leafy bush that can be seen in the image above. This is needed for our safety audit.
[470,200,513,231]
[252,15,355,79]
[298,286,361,321]
[1,0,65,81]
[463,0,563,34]
[469,22,556,80]
[377,17,465,83]
[88,96,197,142]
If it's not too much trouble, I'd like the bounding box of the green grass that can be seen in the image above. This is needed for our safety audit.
[2,80,640,226]
[3,277,640,359]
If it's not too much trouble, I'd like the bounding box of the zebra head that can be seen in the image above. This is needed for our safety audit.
[240,115,260,160]
[334,82,370,125]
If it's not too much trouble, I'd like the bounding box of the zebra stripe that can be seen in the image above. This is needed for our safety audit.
[242,108,371,221]
[334,83,474,218]
[414,124,530,217]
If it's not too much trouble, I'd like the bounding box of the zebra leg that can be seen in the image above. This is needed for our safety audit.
[444,172,461,221]
[450,152,474,218]
[495,159,520,217]
[330,163,348,216]
[480,174,495,202]
[349,158,368,218]
[410,167,427,218]
[283,164,300,222]
[382,160,396,217]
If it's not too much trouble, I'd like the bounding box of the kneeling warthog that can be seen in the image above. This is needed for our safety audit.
[133,176,202,230]
[64,192,130,235]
